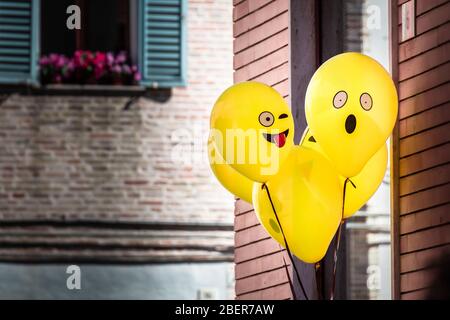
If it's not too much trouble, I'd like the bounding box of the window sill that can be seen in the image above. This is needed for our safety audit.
[0,84,174,104]
[0,83,148,97]
[37,84,147,96]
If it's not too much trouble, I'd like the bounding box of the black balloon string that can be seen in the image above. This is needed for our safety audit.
[330,177,356,300]
[281,250,297,300]
[262,183,309,300]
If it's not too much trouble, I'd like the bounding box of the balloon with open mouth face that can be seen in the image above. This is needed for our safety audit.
[305,52,398,178]
[210,82,295,183]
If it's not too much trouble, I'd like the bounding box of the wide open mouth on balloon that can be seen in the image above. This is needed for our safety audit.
[262,129,289,148]
[345,114,357,134]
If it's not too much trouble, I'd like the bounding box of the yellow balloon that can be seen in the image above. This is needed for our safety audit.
[301,128,388,219]
[210,82,295,183]
[208,137,254,203]
[252,146,342,263]
[305,52,398,178]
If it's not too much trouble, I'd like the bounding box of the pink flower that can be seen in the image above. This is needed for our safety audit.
[134,71,141,82]
[94,65,105,79]
[73,51,84,67]
[112,64,121,74]
[40,50,139,85]
[49,53,59,62]
[94,52,106,65]
[67,60,75,71]
[56,56,67,68]
[116,51,126,64]
[122,64,131,74]
[85,51,94,62]
[106,52,114,66]
[39,56,50,66]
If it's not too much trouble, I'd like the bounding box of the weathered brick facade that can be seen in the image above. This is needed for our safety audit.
[0,0,234,263]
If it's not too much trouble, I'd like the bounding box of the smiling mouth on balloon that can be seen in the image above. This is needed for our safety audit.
[262,129,289,148]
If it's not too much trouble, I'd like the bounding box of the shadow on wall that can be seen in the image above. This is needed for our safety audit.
[426,252,450,300]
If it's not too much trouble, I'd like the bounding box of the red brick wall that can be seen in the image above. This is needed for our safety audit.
[0,0,234,262]
[393,0,450,299]
[233,0,293,300]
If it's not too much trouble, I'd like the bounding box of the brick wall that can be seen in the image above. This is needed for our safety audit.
[0,0,234,262]
[233,0,293,300]
[393,0,450,299]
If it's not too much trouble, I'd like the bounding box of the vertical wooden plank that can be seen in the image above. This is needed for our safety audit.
[290,0,346,300]
[289,0,319,144]
[289,0,320,300]
[320,0,344,62]
[318,0,347,301]
[389,0,401,301]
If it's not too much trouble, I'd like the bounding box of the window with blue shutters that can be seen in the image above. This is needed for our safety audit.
[138,0,187,88]
[0,0,187,88]
[0,0,39,84]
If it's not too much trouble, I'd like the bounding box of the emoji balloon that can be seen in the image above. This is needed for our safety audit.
[210,82,295,183]
[301,128,388,219]
[252,146,342,263]
[208,136,254,204]
[305,52,397,178]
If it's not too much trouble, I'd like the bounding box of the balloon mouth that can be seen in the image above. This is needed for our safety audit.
[263,129,289,148]
[345,114,357,134]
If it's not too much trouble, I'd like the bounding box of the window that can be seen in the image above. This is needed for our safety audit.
[0,0,187,88]
[41,0,130,55]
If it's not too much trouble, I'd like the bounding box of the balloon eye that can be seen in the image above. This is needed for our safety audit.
[259,111,275,127]
[360,92,373,111]
[333,91,347,109]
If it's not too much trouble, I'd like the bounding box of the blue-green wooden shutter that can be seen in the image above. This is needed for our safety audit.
[0,0,39,84]
[138,0,187,88]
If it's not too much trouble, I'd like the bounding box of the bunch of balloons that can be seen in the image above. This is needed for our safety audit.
[208,52,398,265]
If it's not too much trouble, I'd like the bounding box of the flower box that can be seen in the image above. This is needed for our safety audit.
[39,51,141,86]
